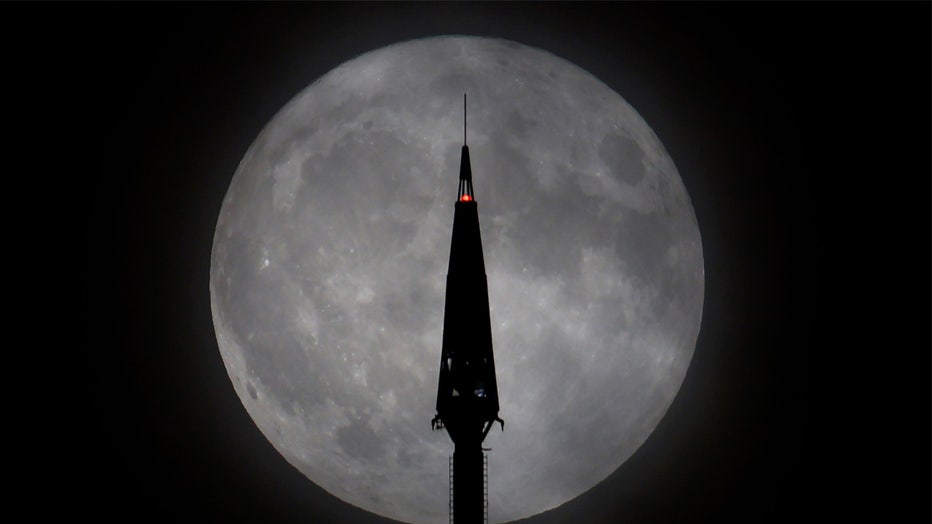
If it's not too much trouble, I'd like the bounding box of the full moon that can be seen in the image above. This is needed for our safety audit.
[210,36,703,523]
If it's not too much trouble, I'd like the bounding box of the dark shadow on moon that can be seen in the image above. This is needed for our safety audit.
[505,108,538,139]
[337,416,387,463]
[615,210,674,279]
[599,133,645,186]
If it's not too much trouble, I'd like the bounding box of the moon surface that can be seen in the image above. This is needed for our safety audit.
[210,36,703,523]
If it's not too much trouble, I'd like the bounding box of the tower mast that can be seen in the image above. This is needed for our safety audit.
[432,95,504,524]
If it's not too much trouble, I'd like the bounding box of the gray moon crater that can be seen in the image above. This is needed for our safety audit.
[210,36,703,524]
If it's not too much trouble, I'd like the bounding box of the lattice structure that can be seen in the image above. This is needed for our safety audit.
[482,453,489,524]
[449,455,454,524]
[448,453,489,524]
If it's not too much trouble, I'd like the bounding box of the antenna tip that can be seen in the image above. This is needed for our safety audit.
[463,93,467,145]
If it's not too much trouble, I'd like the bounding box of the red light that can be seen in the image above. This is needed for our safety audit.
[460,194,472,202]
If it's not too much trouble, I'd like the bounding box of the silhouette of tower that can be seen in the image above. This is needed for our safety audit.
[432,95,504,524]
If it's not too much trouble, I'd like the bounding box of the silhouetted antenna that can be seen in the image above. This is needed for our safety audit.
[435,91,502,523]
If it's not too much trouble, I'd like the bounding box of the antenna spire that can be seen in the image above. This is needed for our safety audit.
[457,93,474,201]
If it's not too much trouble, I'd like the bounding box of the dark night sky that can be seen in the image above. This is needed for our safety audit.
[56,2,930,522]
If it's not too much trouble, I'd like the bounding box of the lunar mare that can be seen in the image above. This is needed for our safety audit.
[210,36,703,523]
